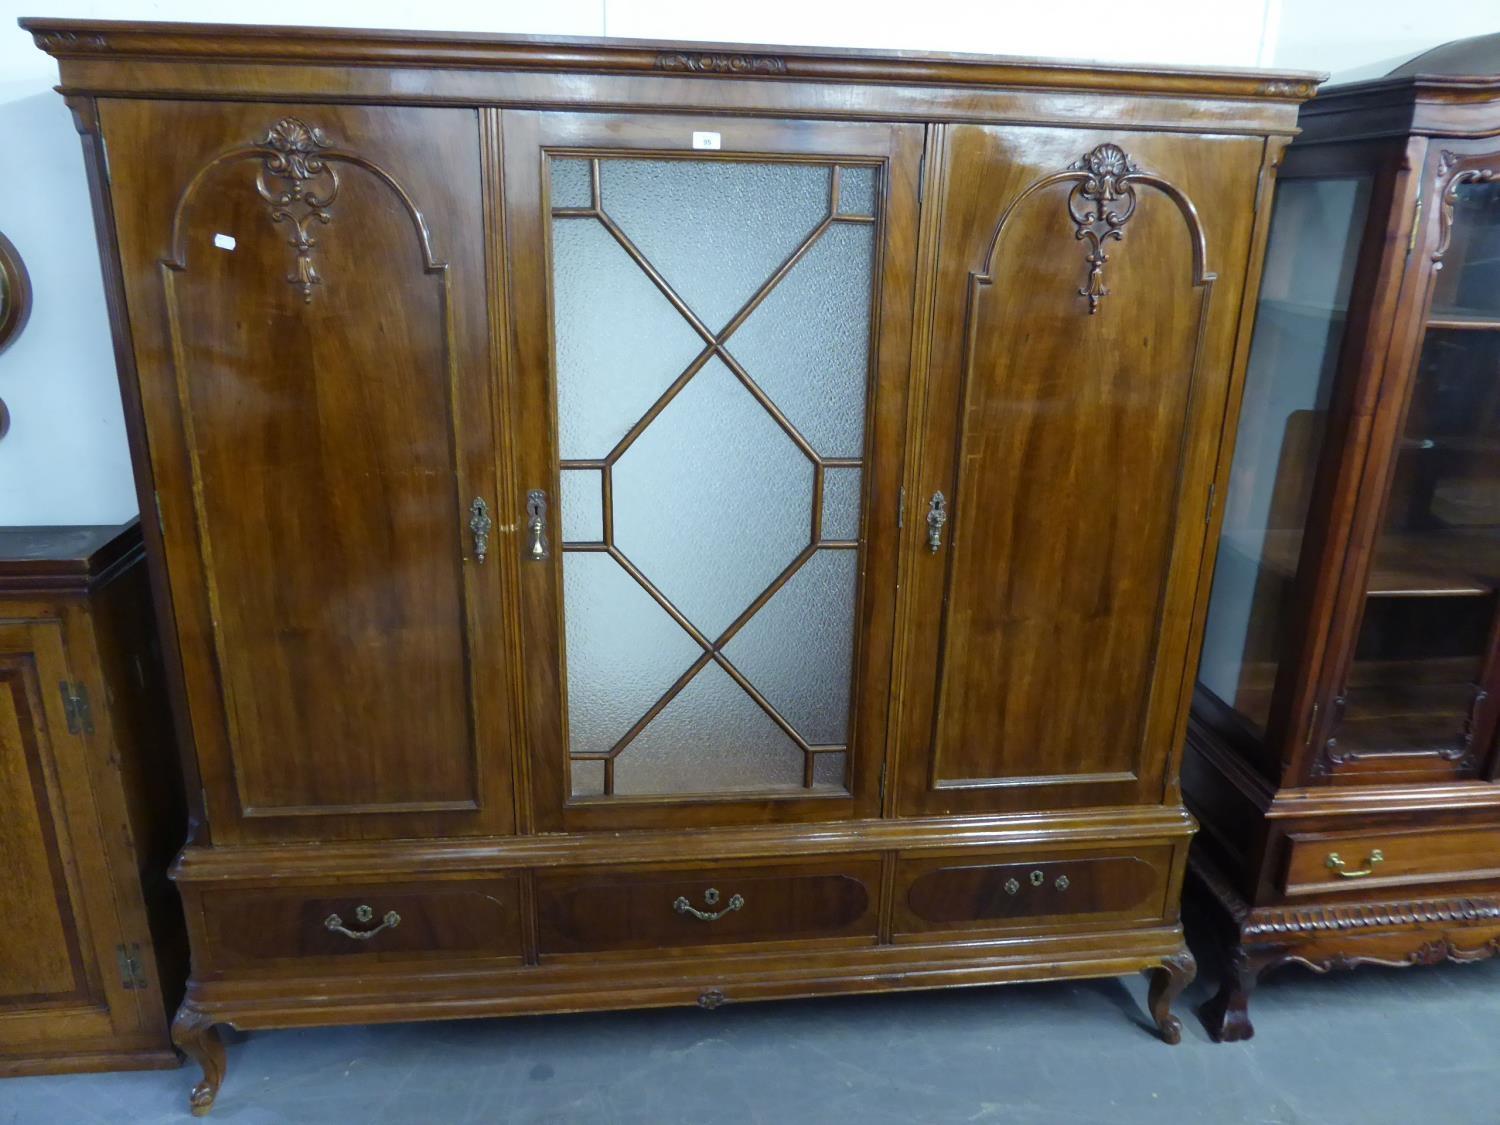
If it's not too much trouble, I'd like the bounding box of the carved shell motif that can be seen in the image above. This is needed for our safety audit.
[255,117,341,303]
[1067,143,1142,314]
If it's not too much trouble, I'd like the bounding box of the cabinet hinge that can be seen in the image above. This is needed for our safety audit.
[1205,482,1216,525]
[1303,700,1321,747]
[99,134,111,182]
[1407,194,1423,257]
[60,682,94,736]
[917,148,926,205]
[897,485,905,529]
[878,759,888,806]
[1252,163,1268,216]
[115,943,147,991]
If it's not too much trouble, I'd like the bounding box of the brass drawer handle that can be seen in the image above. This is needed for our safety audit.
[468,497,492,564]
[1325,849,1384,879]
[674,888,744,922]
[926,491,948,554]
[324,904,401,941]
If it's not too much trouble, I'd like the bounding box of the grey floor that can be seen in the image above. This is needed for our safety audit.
[6,923,1500,1125]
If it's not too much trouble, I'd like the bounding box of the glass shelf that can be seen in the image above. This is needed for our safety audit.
[1222,526,1500,598]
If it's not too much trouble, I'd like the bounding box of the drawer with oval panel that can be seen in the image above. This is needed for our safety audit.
[535,857,882,955]
[891,845,1175,937]
[193,877,524,971]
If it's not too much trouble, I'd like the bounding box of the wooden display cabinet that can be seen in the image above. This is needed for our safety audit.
[1187,33,1500,1041]
[26,17,1315,1111]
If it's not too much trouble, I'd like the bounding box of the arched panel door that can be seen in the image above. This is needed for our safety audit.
[893,125,1267,817]
[100,101,516,843]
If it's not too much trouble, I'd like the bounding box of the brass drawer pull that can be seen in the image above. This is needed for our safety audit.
[674,887,744,922]
[1325,849,1384,879]
[468,497,493,564]
[324,904,401,941]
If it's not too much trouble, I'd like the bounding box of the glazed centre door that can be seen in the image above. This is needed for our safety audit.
[506,112,922,831]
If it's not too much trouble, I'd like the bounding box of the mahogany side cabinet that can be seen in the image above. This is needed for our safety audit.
[26,17,1316,1111]
[1187,33,1500,1041]
[0,522,185,1075]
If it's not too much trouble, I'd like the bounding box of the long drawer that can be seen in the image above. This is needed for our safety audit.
[1282,824,1500,896]
[195,877,524,970]
[890,844,1174,938]
[535,857,882,955]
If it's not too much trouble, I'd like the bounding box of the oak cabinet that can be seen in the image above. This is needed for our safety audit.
[1186,33,1500,1042]
[27,17,1314,1112]
[0,524,185,1075]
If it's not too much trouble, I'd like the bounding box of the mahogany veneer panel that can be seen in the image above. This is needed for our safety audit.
[894,845,1173,935]
[198,878,523,970]
[536,858,881,955]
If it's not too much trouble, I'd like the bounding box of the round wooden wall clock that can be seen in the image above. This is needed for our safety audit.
[0,230,31,439]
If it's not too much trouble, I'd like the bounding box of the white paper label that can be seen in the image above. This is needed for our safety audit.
[213,233,237,251]
[691,131,722,151]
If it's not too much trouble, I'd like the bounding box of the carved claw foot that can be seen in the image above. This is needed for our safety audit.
[172,1001,227,1116]
[1199,946,1262,1042]
[1200,944,1285,1043]
[1145,950,1196,1044]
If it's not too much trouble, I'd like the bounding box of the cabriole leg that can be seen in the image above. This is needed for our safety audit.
[172,1001,227,1116]
[1145,950,1197,1044]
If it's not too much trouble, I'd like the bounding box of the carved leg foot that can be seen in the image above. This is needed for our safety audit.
[1199,945,1264,1043]
[172,1002,227,1116]
[1145,950,1196,1044]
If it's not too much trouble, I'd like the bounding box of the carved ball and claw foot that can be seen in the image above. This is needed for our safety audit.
[172,1002,227,1116]
[1199,945,1266,1042]
[1145,950,1196,1044]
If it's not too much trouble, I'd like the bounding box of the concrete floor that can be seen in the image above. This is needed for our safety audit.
[5,928,1499,1125]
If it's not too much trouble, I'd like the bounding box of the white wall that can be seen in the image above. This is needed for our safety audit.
[0,0,1491,525]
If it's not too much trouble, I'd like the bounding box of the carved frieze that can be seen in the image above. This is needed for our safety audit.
[655,51,788,76]
[31,30,107,51]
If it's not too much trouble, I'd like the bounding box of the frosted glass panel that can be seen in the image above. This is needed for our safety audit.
[822,467,862,542]
[727,222,875,458]
[613,662,804,794]
[614,357,813,638]
[599,158,830,331]
[563,552,702,757]
[561,469,603,543]
[723,549,857,746]
[552,217,705,459]
[570,759,605,797]
[550,157,592,209]
[837,166,876,215]
[552,154,879,800]
[812,752,847,789]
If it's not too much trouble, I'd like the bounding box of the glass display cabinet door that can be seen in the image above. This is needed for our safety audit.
[1320,158,1500,782]
[1197,175,1373,739]
[504,112,922,830]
